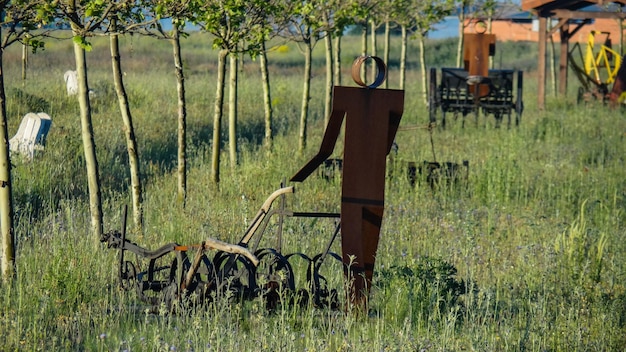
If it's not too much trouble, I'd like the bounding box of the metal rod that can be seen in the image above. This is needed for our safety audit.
[118,205,128,287]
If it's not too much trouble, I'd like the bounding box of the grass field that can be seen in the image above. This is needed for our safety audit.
[0,31,625,351]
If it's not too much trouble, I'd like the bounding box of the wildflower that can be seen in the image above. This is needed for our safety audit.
[99,333,107,339]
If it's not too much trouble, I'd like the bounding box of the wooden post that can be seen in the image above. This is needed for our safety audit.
[538,16,547,110]
[559,21,570,96]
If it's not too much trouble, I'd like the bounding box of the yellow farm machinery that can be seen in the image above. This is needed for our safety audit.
[569,31,626,104]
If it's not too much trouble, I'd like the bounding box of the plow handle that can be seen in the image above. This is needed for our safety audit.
[239,186,295,245]
[201,238,259,266]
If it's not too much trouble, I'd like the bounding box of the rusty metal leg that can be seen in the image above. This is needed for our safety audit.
[341,202,384,308]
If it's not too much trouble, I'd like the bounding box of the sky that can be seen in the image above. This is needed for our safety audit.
[429,17,461,39]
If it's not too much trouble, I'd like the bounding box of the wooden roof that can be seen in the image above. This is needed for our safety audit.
[522,0,626,17]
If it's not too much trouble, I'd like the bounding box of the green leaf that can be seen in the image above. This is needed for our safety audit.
[73,36,93,52]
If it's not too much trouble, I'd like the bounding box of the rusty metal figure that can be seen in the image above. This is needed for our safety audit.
[463,23,496,98]
[291,56,404,307]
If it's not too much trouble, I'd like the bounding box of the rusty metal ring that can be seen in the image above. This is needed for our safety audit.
[351,55,387,89]
[474,20,487,34]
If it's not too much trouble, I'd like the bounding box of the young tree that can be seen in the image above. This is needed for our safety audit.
[279,0,362,151]
[335,0,376,90]
[456,0,475,67]
[195,0,276,183]
[105,1,191,228]
[370,0,398,89]
[395,0,453,103]
[66,1,108,239]
[258,40,273,149]
[137,0,199,206]
[318,1,354,126]
[53,0,133,239]
[0,0,49,282]
[108,13,147,233]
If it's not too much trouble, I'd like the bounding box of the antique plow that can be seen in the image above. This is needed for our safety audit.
[101,186,343,310]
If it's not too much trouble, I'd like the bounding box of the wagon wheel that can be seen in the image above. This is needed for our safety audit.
[428,68,438,125]
[212,251,257,301]
[255,248,295,310]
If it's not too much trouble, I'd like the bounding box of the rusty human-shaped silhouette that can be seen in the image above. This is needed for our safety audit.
[291,56,404,307]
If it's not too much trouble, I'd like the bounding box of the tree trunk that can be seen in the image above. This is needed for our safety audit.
[72,27,103,239]
[211,49,228,184]
[488,16,494,68]
[110,30,143,233]
[361,24,367,81]
[334,36,342,86]
[228,53,238,168]
[324,32,333,127]
[370,20,377,82]
[21,42,27,82]
[298,41,312,153]
[0,34,16,282]
[400,25,407,90]
[260,41,272,149]
[618,18,624,56]
[383,21,390,89]
[419,35,428,105]
[172,28,187,206]
[548,22,557,96]
[457,9,465,67]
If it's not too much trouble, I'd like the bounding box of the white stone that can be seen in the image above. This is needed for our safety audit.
[64,70,78,96]
[9,112,52,160]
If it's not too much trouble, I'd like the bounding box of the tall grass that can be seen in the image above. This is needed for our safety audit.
[0,32,624,350]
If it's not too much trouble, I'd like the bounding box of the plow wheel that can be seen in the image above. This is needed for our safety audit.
[255,248,295,310]
[119,260,137,291]
[310,252,343,309]
[284,252,315,306]
[212,251,257,301]
[183,254,219,303]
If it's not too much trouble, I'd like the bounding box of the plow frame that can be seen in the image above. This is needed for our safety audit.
[101,186,345,309]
